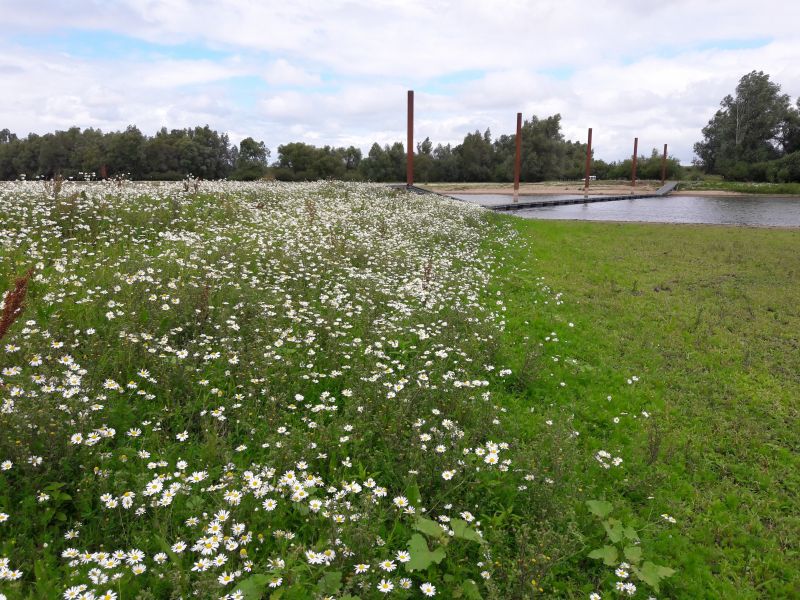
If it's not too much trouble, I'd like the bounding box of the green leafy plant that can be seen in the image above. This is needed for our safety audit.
[586,500,675,593]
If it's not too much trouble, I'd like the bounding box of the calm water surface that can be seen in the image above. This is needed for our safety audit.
[453,194,800,227]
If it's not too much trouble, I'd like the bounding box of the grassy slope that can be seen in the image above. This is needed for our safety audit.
[677,181,800,195]
[491,217,800,598]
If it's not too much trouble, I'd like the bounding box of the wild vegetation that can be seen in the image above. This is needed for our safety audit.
[0,180,606,600]
[1,179,797,599]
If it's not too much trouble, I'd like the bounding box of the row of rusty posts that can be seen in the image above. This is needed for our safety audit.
[584,132,668,195]
[405,91,669,196]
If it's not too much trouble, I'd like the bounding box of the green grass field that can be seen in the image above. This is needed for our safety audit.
[490,217,800,598]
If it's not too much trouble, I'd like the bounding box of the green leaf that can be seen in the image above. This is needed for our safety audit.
[316,570,342,594]
[451,519,484,544]
[406,483,422,507]
[41,507,55,526]
[186,495,205,511]
[636,561,676,593]
[155,535,180,564]
[406,533,447,571]
[588,545,619,566]
[603,518,624,543]
[623,545,643,563]
[623,526,639,542]
[586,500,613,518]
[34,560,58,599]
[414,516,446,539]
[461,579,483,600]
[658,565,675,578]
[235,574,271,600]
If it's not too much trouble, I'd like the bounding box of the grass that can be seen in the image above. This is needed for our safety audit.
[677,180,800,195]
[1,180,798,599]
[489,216,800,598]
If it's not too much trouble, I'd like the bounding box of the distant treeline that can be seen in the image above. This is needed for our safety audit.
[0,114,683,182]
[0,125,269,181]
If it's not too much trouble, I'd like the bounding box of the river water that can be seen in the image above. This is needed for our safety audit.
[452,194,800,227]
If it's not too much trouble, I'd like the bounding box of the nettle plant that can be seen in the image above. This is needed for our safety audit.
[585,500,675,597]
[404,512,485,599]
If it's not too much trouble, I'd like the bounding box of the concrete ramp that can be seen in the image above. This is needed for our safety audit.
[387,184,462,199]
[657,181,678,195]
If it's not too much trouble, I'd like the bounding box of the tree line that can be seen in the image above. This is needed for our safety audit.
[694,71,800,182]
[0,125,270,181]
[0,114,683,183]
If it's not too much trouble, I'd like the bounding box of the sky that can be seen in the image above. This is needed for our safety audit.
[1,0,799,164]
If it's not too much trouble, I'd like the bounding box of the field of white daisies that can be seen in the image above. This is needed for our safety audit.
[0,180,674,600]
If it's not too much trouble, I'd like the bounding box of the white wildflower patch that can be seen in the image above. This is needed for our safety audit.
[0,180,558,598]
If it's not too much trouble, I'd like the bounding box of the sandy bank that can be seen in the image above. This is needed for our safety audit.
[425,182,659,196]
[424,183,800,199]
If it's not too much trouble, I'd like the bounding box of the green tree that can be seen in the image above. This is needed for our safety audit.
[518,114,569,181]
[415,137,435,183]
[232,137,270,180]
[431,143,459,182]
[456,129,494,182]
[0,129,16,144]
[274,142,319,180]
[359,143,391,181]
[0,129,19,179]
[360,143,404,182]
[106,125,146,178]
[694,71,798,178]
[12,133,43,178]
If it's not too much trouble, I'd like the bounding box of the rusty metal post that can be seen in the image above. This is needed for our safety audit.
[407,90,414,188]
[584,127,593,194]
[513,112,522,202]
[660,143,668,185]
[631,137,638,189]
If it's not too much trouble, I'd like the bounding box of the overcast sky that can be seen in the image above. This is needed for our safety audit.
[2,0,799,163]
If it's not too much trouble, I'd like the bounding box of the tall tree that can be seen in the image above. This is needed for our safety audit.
[456,129,494,182]
[359,143,392,181]
[694,71,797,176]
[106,125,146,178]
[0,129,17,144]
[415,137,435,182]
[233,137,270,180]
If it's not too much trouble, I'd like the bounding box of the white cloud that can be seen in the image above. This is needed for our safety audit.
[1,0,799,162]
[263,59,321,87]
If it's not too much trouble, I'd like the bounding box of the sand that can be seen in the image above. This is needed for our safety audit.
[425,182,661,196]
[422,183,791,198]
